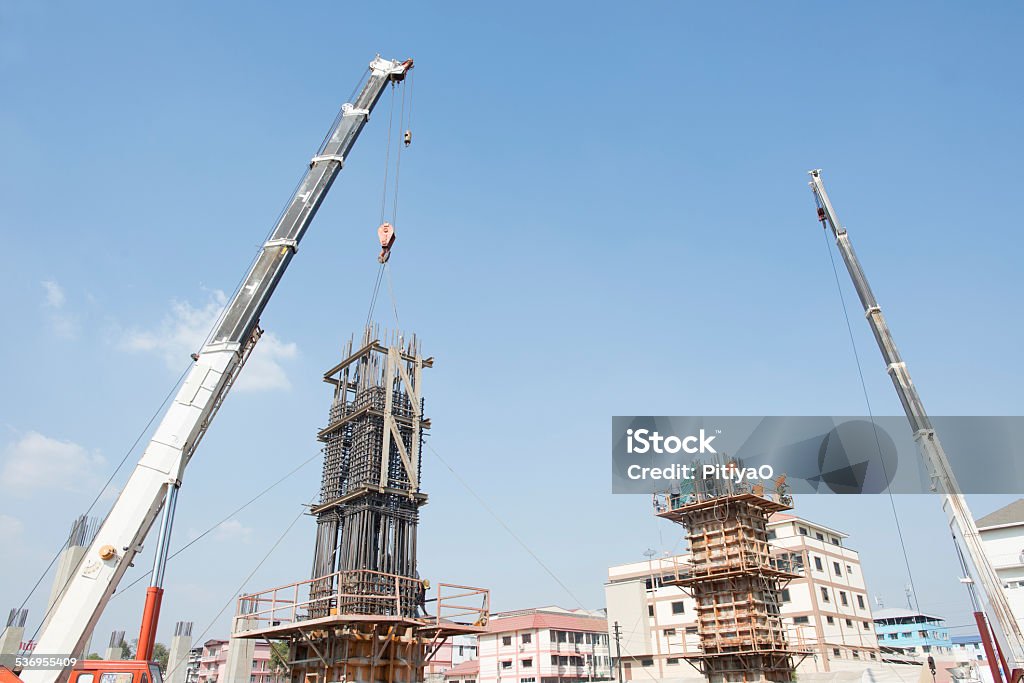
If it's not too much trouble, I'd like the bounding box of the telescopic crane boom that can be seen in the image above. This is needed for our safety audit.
[808,169,1024,679]
[17,55,413,683]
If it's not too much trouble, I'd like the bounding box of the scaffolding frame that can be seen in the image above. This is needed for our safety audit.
[656,469,810,683]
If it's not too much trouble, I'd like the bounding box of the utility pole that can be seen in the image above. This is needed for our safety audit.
[612,622,624,682]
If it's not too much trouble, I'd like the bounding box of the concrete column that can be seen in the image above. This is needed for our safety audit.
[42,545,87,631]
[222,630,255,683]
[167,622,194,683]
[42,517,98,660]
[0,609,28,663]
[105,631,127,661]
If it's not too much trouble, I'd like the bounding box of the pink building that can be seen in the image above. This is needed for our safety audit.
[426,635,479,682]
[195,639,285,683]
[449,607,612,683]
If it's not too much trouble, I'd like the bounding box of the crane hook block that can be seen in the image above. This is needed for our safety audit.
[378,222,396,263]
[404,130,412,147]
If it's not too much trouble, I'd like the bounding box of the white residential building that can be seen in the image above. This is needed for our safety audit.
[451,607,612,683]
[977,499,1024,634]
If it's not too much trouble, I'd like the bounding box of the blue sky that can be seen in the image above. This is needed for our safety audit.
[1,0,1023,653]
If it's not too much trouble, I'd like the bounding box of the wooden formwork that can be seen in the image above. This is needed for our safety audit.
[658,488,809,683]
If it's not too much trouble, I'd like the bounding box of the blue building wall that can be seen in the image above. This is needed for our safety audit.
[874,613,951,655]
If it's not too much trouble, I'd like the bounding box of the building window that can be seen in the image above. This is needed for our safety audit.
[821,587,830,603]
[814,556,823,572]
[502,661,512,670]
[663,629,676,636]
[852,651,860,659]
[794,616,810,624]
[522,633,532,644]
[833,649,841,658]
[857,595,866,610]
[781,589,791,603]
[833,562,842,576]
[840,591,849,606]
[767,530,777,540]
[502,636,512,647]
[816,532,825,541]
[846,619,853,627]
[522,659,532,668]
[827,616,834,624]
[667,658,679,665]
[520,679,535,683]
[685,626,698,635]
[648,606,654,617]
[671,601,685,615]
[640,659,654,667]
[832,537,841,546]
[848,564,855,575]
[870,653,877,660]
[863,621,870,630]
[799,527,808,536]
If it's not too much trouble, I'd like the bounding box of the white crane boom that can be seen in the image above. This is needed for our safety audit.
[808,169,1024,674]
[21,55,413,683]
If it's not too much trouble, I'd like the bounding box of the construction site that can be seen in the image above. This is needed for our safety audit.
[1,9,1023,683]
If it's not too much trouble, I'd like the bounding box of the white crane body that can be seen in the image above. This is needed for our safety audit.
[17,55,412,683]
[809,169,1024,675]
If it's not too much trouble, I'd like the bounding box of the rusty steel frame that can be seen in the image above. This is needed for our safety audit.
[233,326,489,683]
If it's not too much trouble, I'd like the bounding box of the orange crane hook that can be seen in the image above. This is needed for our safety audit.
[378,222,396,263]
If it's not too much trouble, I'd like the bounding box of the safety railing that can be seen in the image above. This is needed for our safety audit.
[233,570,489,635]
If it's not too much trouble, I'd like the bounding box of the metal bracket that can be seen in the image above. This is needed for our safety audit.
[369,55,411,80]
[865,305,881,318]
[885,361,906,376]
[341,103,369,120]
[265,238,298,253]
[310,153,344,168]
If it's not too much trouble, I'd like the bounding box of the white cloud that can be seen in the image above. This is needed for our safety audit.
[41,279,77,338]
[120,289,298,392]
[213,519,253,543]
[121,289,227,364]
[42,280,65,308]
[0,432,105,496]
[235,332,298,392]
[0,514,24,543]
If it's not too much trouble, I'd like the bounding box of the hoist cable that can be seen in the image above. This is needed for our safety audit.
[385,264,401,329]
[379,85,396,225]
[109,450,320,599]
[365,264,386,328]
[818,206,922,615]
[391,82,407,227]
[160,503,308,683]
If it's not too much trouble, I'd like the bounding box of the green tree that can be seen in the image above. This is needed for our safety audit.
[86,653,102,660]
[151,643,169,673]
[121,641,134,659]
[269,642,289,679]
